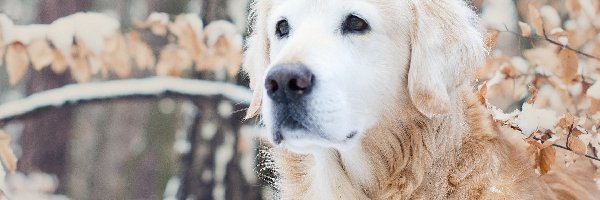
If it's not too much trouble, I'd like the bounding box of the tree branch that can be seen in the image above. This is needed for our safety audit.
[504,123,600,162]
[0,77,252,124]
[497,29,600,61]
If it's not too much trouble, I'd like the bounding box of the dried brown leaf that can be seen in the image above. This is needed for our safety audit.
[477,56,511,80]
[524,46,559,73]
[88,55,104,75]
[568,134,587,155]
[102,33,131,78]
[134,15,168,36]
[528,4,544,35]
[70,38,91,83]
[6,43,30,85]
[245,90,263,120]
[538,146,556,175]
[528,85,538,104]
[566,0,581,18]
[226,49,243,80]
[156,45,192,77]
[557,48,579,84]
[477,82,488,105]
[526,138,540,167]
[518,21,532,37]
[485,30,500,50]
[198,36,230,72]
[126,32,155,70]
[0,130,17,173]
[590,98,600,114]
[556,113,575,130]
[51,49,68,74]
[151,24,168,36]
[499,65,516,78]
[27,39,54,71]
[169,15,205,67]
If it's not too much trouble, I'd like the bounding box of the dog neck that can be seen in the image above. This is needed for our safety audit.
[273,88,476,199]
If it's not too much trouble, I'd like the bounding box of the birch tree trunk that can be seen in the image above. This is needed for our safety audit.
[173,1,263,199]
[17,0,91,193]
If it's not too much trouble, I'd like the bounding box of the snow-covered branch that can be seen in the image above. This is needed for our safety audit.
[0,77,252,123]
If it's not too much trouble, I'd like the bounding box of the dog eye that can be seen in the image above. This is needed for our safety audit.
[342,14,370,34]
[275,19,290,38]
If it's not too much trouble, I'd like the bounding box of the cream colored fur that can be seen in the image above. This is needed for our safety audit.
[243,0,600,199]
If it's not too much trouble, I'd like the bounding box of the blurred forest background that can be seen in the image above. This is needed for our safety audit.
[0,0,264,199]
[0,0,599,199]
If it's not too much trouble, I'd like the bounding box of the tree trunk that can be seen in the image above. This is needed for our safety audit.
[202,0,229,22]
[174,1,263,199]
[17,0,91,193]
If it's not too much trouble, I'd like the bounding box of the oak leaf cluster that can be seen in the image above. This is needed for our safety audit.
[480,0,600,176]
[0,12,243,85]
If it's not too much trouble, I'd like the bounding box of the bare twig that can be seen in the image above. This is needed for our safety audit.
[552,144,600,162]
[503,123,600,162]
[497,28,600,61]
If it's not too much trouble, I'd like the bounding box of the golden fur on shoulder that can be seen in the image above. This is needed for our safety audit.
[274,89,598,199]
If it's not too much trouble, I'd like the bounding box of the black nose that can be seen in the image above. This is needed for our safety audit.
[265,63,314,102]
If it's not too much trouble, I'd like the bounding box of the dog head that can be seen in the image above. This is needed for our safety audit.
[243,0,484,153]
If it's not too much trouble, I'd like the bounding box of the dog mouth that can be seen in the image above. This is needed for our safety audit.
[272,129,359,148]
[270,109,312,144]
[267,92,359,146]
[270,116,359,145]
[272,116,307,144]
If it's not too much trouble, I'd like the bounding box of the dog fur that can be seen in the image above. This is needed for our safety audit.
[242,0,600,199]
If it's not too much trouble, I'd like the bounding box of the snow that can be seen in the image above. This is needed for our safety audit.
[3,24,49,45]
[539,6,561,30]
[173,138,191,155]
[201,122,218,140]
[2,13,119,51]
[71,12,120,55]
[173,101,198,155]
[587,81,600,100]
[1,12,120,67]
[0,77,252,121]
[162,177,180,200]
[213,131,235,200]
[511,56,529,74]
[205,20,243,49]
[0,14,49,45]
[481,0,517,31]
[486,70,510,87]
[558,36,569,46]
[488,185,501,193]
[183,13,203,38]
[517,103,559,136]
[489,105,520,122]
[6,172,69,200]
[147,12,169,26]
[47,15,76,62]
[217,101,233,118]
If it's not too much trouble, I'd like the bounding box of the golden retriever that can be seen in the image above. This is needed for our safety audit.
[242,0,600,199]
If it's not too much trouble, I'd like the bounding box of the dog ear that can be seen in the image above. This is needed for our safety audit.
[407,0,485,118]
[243,0,272,119]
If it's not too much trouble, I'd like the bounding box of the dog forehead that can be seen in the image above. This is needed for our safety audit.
[270,0,382,17]
[270,0,344,20]
[267,0,408,33]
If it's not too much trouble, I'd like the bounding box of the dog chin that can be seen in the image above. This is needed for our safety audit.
[268,128,361,154]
